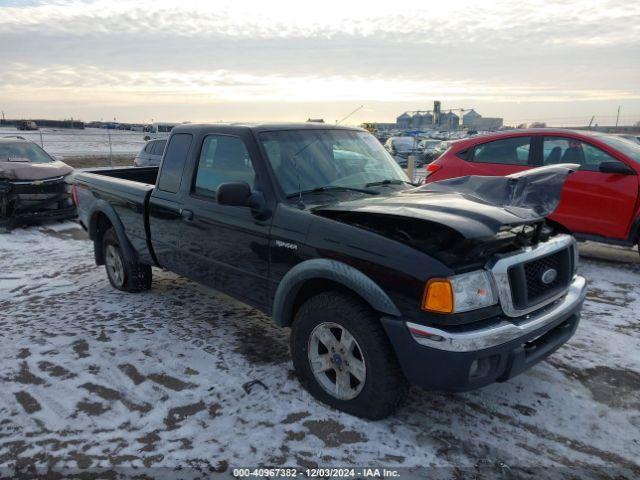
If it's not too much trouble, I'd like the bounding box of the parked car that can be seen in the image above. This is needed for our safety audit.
[383,136,423,167]
[432,140,452,157]
[143,122,177,141]
[134,139,166,167]
[72,123,586,419]
[0,137,75,227]
[616,133,640,145]
[418,139,443,162]
[425,129,640,251]
[17,120,38,131]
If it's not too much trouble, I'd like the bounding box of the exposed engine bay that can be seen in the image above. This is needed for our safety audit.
[315,209,556,268]
[314,164,578,268]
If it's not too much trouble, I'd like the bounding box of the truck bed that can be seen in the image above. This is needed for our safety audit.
[82,166,159,185]
[73,166,159,265]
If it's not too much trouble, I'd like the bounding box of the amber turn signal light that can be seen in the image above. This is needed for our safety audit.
[422,279,454,313]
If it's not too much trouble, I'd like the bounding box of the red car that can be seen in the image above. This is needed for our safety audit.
[425,129,640,249]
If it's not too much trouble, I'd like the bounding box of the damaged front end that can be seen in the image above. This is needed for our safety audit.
[313,164,579,268]
[0,175,76,227]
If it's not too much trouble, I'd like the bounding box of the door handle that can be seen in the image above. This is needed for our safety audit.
[180,209,194,221]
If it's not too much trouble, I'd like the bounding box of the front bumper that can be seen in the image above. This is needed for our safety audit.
[0,205,77,226]
[381,275,587,392]
[0,177,76,226]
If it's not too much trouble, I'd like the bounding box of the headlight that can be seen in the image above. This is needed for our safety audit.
[422,270,497,314]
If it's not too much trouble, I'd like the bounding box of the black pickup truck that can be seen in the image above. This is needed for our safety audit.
[73,123,587,419]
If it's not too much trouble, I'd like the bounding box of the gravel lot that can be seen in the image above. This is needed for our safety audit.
[0,222,639,479]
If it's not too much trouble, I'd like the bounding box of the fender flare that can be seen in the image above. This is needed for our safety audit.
[88,200,137,264]
[272,258,402,327]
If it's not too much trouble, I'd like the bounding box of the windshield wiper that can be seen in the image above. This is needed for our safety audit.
[365,179,419,187]
[286,185,379,198]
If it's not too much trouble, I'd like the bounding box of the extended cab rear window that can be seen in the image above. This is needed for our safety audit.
[157,134,192,193]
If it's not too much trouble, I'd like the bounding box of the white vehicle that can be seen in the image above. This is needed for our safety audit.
[144,122,178,140]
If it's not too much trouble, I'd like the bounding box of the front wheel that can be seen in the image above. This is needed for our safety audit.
[102,227,152,292]
[290,292,408,419]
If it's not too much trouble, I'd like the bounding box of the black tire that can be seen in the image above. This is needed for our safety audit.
[290,292,408,420]
[102,227,152,292]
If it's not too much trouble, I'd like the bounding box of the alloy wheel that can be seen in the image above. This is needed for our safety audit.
[307,322,367,400]
[105,244,125,287]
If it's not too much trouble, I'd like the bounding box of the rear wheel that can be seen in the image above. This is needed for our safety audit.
[102,228,152,292]
[290,292,408,419]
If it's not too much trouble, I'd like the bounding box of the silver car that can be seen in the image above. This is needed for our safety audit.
[134,139,166,167]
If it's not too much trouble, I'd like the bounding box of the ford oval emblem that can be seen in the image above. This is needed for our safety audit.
[541,268,558,285]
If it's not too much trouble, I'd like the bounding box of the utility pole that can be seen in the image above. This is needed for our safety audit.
[615,106,620,127]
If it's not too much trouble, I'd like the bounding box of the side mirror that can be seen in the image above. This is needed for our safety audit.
[216,181,271,219]
[599,161,635,175]
[216,181,252,206]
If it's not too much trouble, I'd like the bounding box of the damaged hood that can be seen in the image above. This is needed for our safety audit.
[0,160,73,181]
[313,164,578,239]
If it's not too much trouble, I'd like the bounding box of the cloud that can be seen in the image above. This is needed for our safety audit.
[0,0,639,123]
[3,62,638,104]
[2,0,639,45]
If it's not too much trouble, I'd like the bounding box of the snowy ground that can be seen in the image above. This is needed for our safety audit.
[0,222,639,479]
[0,127,146,157]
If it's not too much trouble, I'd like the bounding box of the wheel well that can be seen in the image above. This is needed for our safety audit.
[92,212,113,265]
[289,278,375,325]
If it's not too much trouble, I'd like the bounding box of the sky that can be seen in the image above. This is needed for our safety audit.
[1,0,639,126]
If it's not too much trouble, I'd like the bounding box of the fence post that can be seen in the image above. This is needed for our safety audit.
[108,129,114,168]
[39,130,44,148]
[407,155,416,182]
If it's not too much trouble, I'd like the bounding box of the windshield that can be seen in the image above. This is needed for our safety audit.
[599,135,640,163]
[0,142,55,163]
[259,129,409,196]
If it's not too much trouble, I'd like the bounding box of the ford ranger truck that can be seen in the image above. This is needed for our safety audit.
[72,123,587,419]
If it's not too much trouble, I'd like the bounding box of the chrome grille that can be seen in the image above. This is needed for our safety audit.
[524,250,565,301]
[489,235,576,318]
[509,248,572,310]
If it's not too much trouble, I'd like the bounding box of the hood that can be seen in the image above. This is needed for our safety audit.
[312,164,578,240]
[0,160,73,181]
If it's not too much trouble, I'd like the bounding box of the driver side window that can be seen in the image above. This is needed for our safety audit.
[542,137,623,171]
[193,135,255,199]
